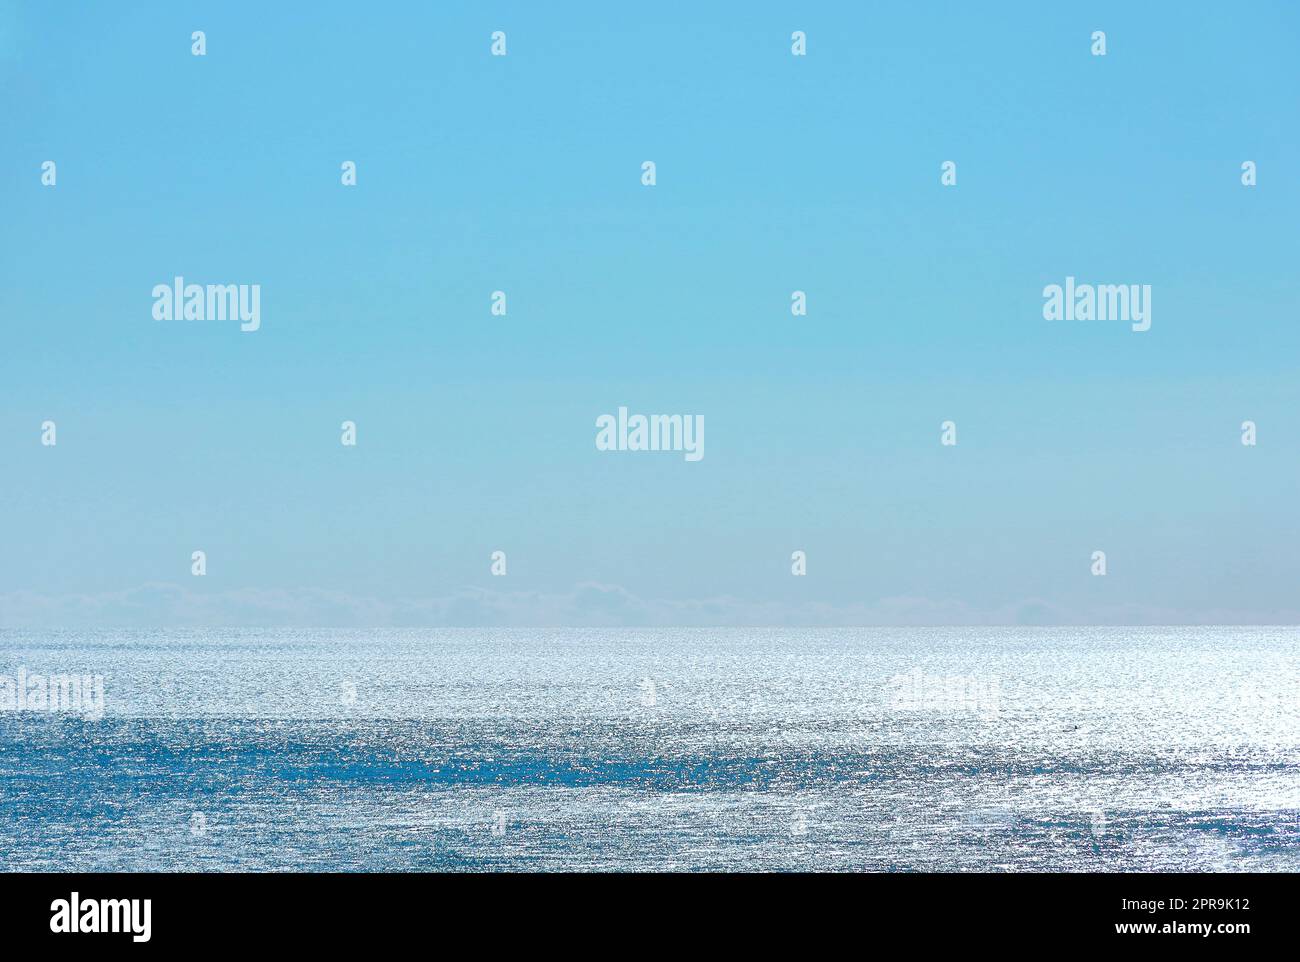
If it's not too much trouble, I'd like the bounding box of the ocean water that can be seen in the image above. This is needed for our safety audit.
[1,627,1297,872]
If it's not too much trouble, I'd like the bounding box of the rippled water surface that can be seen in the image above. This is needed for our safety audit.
[2,627,1297,871]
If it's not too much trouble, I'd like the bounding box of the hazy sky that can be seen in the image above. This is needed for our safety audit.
[3,2,1298,626]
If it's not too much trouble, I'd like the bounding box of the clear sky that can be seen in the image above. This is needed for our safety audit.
[2,2,1298,626]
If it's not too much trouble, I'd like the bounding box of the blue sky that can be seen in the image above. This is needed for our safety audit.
[2,2,1298,626]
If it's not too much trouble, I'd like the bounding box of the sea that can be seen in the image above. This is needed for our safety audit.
[1,627,1297,872]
